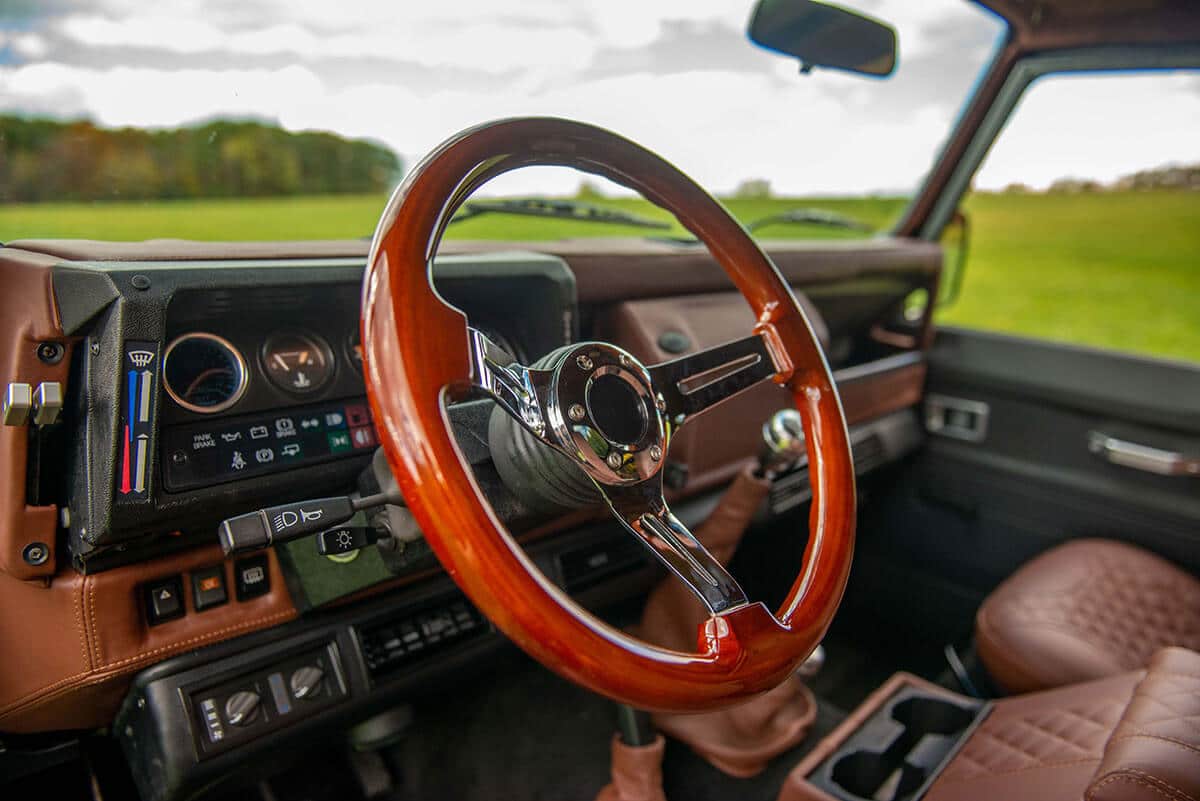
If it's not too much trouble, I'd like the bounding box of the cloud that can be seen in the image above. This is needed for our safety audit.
[582,19,773,81]
[1,0,1197,200]
[0,62,323,126]
[54,13,598,74]
[975,71,1200,190]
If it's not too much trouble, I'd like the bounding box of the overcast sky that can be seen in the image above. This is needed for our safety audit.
[1,0,1198,196]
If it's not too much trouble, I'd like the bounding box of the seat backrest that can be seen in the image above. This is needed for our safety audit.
[1087,646,1200,801]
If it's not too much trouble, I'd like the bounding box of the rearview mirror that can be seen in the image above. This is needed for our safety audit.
[748,0,897,78]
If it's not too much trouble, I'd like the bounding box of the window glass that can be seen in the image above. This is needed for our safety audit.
[940,72,1200,363]
[0,1,1002,242]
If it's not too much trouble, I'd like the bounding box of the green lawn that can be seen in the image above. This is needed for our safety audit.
[947,191,1200,365]
[1,190,1196,363]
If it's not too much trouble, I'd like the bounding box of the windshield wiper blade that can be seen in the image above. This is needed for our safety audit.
[745,208,874,233]
[448,197,671,230]
[647,206,874,245]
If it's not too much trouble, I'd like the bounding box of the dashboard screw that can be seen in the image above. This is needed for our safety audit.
[576,354,593,371]
[606,452,623,469]
[568,403,585,422]
[130,274,151,291]
[36,342,64,365]
[22,542,49,566]
[649,445,663,461]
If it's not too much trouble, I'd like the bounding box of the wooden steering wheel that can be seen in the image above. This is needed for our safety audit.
[362,118,855,712]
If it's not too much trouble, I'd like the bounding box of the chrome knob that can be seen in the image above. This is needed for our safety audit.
[760,409,807,477]
[224,690,261,727]
[290,665,325,700]
[796,644,826,680]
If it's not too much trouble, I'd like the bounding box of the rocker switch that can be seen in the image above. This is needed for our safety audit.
[145,576,185,625]
[2,383,32,426]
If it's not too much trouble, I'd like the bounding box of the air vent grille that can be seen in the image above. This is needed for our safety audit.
[356,597,488,684]
[769,432,889,514]
[852,433,886,473]
[559,537,651,593]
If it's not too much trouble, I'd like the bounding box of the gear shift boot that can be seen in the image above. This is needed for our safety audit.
[635,464,819,777]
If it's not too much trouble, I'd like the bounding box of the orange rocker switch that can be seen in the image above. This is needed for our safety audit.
[191,566,228,612]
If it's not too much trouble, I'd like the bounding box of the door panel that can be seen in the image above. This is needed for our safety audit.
[851,327,1200,637]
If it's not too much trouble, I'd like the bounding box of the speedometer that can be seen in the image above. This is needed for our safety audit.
[163,333,249,414]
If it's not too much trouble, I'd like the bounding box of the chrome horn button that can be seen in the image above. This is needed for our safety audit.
[547,342,665,486]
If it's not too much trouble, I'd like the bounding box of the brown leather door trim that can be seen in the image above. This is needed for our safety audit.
[0,249,73,581]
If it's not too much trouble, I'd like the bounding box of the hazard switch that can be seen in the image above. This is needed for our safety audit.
[145,576,185,625]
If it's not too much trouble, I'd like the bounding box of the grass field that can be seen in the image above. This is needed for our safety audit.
[1,190,1196,363]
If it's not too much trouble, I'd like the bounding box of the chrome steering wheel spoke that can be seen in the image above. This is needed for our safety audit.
[648,334,781,432]
[602,476,748,615]
[468,326,754,615]
[468,327,557,442]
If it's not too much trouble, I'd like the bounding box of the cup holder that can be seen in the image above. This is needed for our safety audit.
[891,696,975,736]
[814,689,986,801]
[830,752,927,800]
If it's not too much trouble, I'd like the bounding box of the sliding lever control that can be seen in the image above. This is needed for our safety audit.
[219,496,356,557]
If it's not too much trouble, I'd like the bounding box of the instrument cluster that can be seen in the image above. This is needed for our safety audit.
[55,252,576,566]
[163,328,362,417]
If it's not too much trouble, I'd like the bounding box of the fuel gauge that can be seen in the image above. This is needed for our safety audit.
[262,331,334,395]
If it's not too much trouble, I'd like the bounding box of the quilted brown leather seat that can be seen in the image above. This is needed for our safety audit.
[923,670,1142,801]
[925,646,1200,801]
[976,539,1200,693]
[777,647,1200,801]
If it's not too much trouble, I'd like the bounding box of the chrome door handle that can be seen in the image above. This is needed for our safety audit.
[1088,431,1200,477]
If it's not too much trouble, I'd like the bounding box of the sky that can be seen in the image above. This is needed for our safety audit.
[1,0,1198,196]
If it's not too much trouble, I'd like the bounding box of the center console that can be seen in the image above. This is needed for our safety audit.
[780,674,990,801]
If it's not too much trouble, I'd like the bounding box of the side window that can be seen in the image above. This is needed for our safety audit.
[939,71,1200,364]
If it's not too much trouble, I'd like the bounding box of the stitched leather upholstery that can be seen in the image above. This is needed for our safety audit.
[1087,647,1200,801]
[977,539,1200,693]
[924,671,1143,801]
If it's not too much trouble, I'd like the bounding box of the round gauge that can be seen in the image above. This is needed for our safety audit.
[261,331,334,395]
[163,333,249,414]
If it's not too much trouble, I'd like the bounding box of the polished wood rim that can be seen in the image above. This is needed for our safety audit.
[362,117,855,712]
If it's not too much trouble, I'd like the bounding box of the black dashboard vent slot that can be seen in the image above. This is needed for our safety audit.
[769,468,812,515]
[559,536,650,593]
[356,597,489,684]
[170,285,356,324]
[852,433,887,474]
[769,431,888,514]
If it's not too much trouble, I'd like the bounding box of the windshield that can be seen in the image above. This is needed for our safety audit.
[0,1,1005,242]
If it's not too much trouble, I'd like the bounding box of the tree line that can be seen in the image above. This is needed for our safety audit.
[999,162,1200,195]
[0,116,403,203]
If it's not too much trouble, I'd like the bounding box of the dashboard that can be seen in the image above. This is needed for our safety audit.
[51,252,576,572]
[0,235,938,800]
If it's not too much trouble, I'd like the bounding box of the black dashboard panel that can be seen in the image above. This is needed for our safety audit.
[161,397,377,492]
[51,253,577,571]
